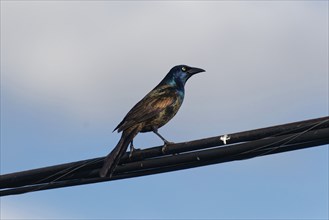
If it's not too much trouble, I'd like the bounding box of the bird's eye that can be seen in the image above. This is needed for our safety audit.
[182,66,186,72]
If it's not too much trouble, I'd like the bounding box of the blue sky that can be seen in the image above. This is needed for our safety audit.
[1,1,328,219]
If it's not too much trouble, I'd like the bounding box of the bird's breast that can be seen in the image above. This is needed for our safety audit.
[141,94,183,132]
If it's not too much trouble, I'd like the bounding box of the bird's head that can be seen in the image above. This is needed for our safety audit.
[164,65,205,87]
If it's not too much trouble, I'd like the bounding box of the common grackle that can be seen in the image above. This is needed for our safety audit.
[99,65,205,178]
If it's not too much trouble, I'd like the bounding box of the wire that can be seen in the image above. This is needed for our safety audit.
[0,116,328,197]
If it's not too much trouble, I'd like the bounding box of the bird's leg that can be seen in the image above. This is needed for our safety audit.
[153,129,173,144]
[152,128,174,153]
[129,140,135,159]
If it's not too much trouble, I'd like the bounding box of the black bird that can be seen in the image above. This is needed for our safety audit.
[99,65,205,178]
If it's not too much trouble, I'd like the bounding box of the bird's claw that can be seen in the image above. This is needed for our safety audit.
[129,144,139,159]
[161,141,174,154]
[129,148,134,159]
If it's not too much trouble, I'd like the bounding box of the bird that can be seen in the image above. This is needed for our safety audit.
[99,65,205,178]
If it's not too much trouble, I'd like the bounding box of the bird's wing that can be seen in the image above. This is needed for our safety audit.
[114,87,179,132]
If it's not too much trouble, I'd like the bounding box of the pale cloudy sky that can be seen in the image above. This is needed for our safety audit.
[1,1,328,219]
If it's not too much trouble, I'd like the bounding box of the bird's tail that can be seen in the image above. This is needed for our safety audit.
[99,126,139,178]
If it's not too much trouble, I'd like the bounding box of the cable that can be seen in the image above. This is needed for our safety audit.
[0,117,328,196]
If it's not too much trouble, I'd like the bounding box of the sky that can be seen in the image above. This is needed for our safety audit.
[1,1,328,219]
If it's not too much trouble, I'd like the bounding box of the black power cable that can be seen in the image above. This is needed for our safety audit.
[0,117,328,197]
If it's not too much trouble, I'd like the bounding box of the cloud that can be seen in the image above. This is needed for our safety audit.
[1,1,327,123]
[0,2,327,219]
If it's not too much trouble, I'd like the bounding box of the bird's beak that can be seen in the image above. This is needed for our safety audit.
[187,67,206,75]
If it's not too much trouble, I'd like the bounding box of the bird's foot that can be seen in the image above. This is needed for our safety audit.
[129,148,134,159]
[161,140,174,154]
[129,144,139,159]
